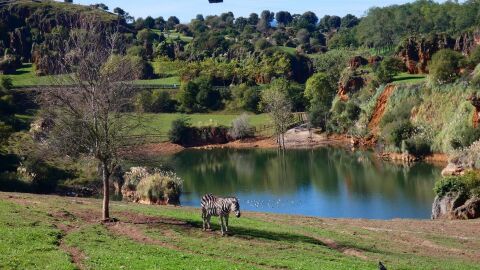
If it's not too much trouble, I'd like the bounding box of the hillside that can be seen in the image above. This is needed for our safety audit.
[1,192,480,270]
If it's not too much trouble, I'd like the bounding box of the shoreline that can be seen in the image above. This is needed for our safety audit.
[123,133,449,166]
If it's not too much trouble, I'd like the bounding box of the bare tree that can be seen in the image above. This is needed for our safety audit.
[39,18,141,221]
[261,88,292,149]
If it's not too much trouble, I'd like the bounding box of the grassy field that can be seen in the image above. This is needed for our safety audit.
[6,64,66,87]
[0,192,479,270]
[131,113,271,136]
[393,73,427,85]
[7,62,182,88]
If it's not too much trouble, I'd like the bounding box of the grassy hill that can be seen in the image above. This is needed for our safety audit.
[1,192,479,270]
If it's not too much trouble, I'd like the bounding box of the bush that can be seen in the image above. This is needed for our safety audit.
[230,114,254,139]
[327,99,361,133]
[136,170,182,204]
[462,170,480,191]
[404,137,432,157]
[123,167,151,191]
[374,57,404,83]
[434,177,466,196]
[227,84,261,113]
[429,49,465,84]
[168,116,192,145]
[434,171,480,197]
[17,157,72,193]
[450,126,480,150]
[135,90,176,113]
[381,120,414,149]
[177,76,221,112]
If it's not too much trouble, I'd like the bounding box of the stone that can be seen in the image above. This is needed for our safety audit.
[441,163,465,177]
[453,197,480,219]
[431,192,468,219]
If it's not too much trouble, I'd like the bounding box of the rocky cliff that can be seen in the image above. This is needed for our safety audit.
[432,192,480,220]
[396,30,480,74]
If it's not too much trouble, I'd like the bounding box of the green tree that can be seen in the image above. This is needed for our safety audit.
[304,73,335,128]
[374,57,404,83]
[429,49,464,84]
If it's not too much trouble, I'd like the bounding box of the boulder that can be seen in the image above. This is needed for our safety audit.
[467,94,480,128]
[453,197,480,219]
[441,163,465,177]
[337,69,366,101]
[348,56,368,69]
[431,192,468,219]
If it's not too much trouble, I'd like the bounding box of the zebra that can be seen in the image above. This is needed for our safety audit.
[201,194,241,236]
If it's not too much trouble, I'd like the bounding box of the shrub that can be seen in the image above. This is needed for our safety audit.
[123,167,151,191]
[434,177,466,196]
[136,170,182,204]
[168,116,192,145]
[327,99,361,133]
[381,120,414,149]
[227,84,261,113]
[374,57,404,83]
[230,114,254,139]
[17,157,72,193]
[462,170,480,191]
[428,49,465,84]
[150,90,176,113]
[404,137,432,157]
[449,126,480,150]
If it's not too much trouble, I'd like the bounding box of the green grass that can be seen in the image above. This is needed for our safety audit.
[132,113,270,136]
[153,30,193,42]
[276,46,297,55]
[0,200,74,270]
[8,62,182,88]
[7,64,67,87]
[1,192,479,270]
[133,76,181,85]
[393,73,426,84]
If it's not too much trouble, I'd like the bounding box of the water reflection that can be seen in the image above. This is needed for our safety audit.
[160,147,441,219]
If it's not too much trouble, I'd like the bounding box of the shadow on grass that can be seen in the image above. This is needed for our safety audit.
[185,219,327,247]
[393,75,425,82]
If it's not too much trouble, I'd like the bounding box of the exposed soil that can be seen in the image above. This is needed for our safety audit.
[195,130,351,151]
[123,142,185,157]
[368,84,396,135]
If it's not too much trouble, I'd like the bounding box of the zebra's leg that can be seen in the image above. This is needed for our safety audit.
[206,215,212,230]
[224,215,229,232]
[202,209,206,231]
[220,215,225,236]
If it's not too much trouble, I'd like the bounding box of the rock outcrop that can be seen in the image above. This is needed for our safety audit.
[337,68,367,101]
[468,94,480,128]
[431,192,468,219]
[441,163,465,177]
[432,192,480,220]
[453,197,480,219]
[348,56,368,69]
[396,30,480,74]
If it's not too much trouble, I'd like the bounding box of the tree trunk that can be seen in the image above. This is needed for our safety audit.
[102,161,110,221]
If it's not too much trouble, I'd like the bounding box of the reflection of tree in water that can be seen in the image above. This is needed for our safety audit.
[312,148,440,204]
[146,147,440,205]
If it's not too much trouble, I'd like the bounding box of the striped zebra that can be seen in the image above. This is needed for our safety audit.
[201,194,241,235]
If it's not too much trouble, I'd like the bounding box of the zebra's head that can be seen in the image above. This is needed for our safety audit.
[231,198,241,218]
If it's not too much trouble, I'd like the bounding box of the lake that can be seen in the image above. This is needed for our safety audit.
[158,147,442,219]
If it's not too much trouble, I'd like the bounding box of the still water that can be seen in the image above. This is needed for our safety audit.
[161,147,441,219]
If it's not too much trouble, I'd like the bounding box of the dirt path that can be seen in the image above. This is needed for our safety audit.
[50,210,87,270]
[368,84,396,135]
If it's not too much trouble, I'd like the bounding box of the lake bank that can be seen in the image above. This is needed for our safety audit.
[1,192,479,270]
[126,147,442,219]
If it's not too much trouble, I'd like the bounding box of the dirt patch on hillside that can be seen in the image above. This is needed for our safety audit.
[195,131,350,151]
[122,142,185,157]
[368,84,396,135]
